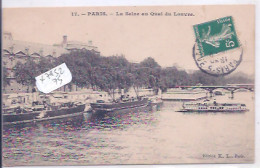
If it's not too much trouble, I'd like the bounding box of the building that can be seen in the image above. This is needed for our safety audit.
[2,32,99,93]
[53,35,100,54]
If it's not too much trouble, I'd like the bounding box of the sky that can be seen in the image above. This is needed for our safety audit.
[3,5,255,75]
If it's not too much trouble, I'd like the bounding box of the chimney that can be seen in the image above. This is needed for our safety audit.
[62,35,67,45]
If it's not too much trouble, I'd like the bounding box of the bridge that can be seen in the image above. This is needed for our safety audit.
[176,84,254,99]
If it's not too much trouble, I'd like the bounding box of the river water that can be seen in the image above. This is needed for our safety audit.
[2,92,254,166]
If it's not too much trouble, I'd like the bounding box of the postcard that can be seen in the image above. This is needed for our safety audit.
[2,5,255,166]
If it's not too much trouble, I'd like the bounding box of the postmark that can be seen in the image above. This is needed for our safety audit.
[193,16,242,76]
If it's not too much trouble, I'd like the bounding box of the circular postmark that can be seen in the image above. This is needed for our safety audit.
[193,44,243,76]
[192,16,242,76]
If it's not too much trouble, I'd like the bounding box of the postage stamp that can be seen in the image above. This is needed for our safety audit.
[193,16,242,76]
[193,16,240,57]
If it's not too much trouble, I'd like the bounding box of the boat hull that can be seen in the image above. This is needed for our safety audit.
[3,111,40,123]
[177,109,249,113]
[90,98,148,113]
[3,104,85,126]
[44,104,85,118]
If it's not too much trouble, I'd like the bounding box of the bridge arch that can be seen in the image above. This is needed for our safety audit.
[178,85,254,99]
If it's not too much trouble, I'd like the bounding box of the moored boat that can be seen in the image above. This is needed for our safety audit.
[3,102,85,126]
[178,99,248,112]
[3,104,43,123]
[90,96,149,113]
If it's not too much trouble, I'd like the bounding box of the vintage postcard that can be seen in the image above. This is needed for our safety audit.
[2,5,255,166]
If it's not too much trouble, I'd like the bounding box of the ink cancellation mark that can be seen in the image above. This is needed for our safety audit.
[193,16,242,76]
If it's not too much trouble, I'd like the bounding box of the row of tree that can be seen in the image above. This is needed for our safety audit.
[4,49,253,96]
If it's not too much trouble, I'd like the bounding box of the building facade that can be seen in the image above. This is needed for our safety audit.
[2,32,99,93]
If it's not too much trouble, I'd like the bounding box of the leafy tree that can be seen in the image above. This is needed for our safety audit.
[140,57,160,68]
[139,57,161,89]
[58,50,101,90]
[38,57,56,73]
[3,66,11,93]
[12,48,254,95]
[14,59,40,92]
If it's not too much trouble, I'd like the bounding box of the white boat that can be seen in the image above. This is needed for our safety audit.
[178,99,248,112]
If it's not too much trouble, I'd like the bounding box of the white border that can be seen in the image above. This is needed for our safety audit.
[2,0,259,168]
[1,0,257,7]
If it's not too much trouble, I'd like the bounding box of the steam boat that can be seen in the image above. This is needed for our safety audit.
[178,99,248,112]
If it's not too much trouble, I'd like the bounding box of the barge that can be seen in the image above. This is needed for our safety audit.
[3,102,85,126]
[90,97,149,113]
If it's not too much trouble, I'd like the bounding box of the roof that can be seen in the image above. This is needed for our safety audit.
[3,39,69,58]
[2,32,100,57]
[57,40,100,52]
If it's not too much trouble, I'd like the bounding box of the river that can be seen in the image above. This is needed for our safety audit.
[2,92,254,166]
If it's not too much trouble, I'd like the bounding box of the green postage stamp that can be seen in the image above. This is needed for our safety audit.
[193,16,243,76]
[193,16,240,57]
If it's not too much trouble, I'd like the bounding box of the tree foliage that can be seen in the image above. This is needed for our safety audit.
[3,66,10,88]
[14,59,40,86]
[13,49,253,95]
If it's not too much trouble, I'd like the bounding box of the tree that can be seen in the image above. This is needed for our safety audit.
[139,57,161,89]
[3,66,10,93]
[93,56,131,100]
[38,57,56,73]
[140,57,160,68]
[12,47,254,96]
[58,50,102,90]
[14,59,41,92]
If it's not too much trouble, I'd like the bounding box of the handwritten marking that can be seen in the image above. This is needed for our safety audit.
[35,63,72,93]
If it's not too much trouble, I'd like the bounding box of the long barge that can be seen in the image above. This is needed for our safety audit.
[90,97,149,113]
[3,103,85,126]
